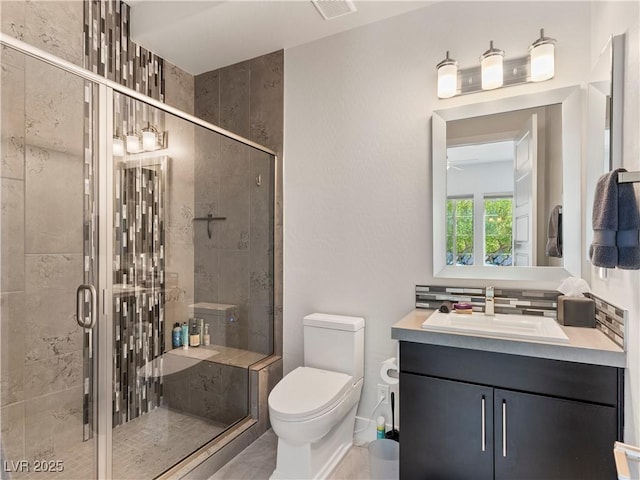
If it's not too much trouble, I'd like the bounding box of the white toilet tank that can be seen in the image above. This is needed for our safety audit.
[303,313,365,381]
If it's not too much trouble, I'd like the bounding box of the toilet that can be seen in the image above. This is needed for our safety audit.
[268,313,365,479]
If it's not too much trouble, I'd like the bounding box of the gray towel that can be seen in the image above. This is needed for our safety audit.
[545,205,562,258]
[589,170,618,267]
[616,169,640,269]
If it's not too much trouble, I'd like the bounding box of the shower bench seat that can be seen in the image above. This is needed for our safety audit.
[145,344,269,426]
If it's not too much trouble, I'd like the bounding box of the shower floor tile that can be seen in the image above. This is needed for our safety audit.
[111,406,226,480]
[5,406,225,480]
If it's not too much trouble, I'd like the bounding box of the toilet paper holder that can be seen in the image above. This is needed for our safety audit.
[380,357,399,385]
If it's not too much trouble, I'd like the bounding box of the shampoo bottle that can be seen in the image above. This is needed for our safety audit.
[172,323,181,348]
[190,319,200,347]
[203,324,210,346]
[181,322,189,349]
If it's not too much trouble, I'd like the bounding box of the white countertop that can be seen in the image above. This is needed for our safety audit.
[392,309,626,368]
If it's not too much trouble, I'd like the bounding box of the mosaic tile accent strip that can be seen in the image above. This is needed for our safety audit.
[83,0,165,101]
[586,293,626,349]
[82,81,98,442]
[113,163,166,427]
[416,285,559,319]
[82,0,168,435]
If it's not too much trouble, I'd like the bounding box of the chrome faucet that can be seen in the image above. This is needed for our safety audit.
[485,286,495,316]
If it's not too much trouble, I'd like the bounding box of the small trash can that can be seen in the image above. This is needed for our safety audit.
[368,439,399,479]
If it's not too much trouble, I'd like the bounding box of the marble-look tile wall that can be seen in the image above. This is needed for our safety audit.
[1,41,87,468]
[162,111,195,352]
[194,51,283,357]
[1,1,84,67]
[163,360,248,426]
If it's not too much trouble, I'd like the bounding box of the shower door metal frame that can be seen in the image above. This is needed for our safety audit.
[1,32,278,480]
[98,85,114,480]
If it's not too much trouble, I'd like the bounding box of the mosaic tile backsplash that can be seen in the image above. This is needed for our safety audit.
[415,285,626,348]
[586,293,626,349]
[416,285,559,318]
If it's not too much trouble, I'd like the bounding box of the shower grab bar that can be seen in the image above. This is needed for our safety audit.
[194,214,227,239]
[75,284,97,329]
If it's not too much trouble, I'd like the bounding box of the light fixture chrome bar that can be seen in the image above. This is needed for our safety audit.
[458,55,530,96]
[0,32,276,156]
[436,28,555,99]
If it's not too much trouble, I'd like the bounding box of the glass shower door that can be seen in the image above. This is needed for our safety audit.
[109,90,275,478]
[0,48,99,478]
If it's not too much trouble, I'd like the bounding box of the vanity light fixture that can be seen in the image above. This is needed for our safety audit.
[436,28,556,99]
[480,41,504,90]
[122,124,167,155]
[529,29,556,82]
[142,129,156,151]
[142,123,161,151]
[437,51,458,99]
[126,133,140,154]
[112,136,124,157]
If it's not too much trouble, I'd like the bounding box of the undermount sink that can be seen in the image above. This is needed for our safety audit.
[422,310,570,344]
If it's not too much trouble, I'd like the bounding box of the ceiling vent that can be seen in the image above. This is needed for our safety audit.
[311,0,357,20]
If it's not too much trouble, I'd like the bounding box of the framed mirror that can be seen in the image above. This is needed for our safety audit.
[585,34,625,256]
[432,86,581,281]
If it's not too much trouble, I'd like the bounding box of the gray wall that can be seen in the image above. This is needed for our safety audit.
[194,52,284,356]
[1,0,86,462]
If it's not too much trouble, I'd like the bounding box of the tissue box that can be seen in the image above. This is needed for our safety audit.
[557,296,595,328]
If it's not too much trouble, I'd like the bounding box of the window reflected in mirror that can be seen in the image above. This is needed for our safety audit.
[446,197,473,265]
[484,197,513,266]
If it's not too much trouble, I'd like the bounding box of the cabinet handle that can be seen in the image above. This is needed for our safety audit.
[481,396,486,452]
[502,400,507,457]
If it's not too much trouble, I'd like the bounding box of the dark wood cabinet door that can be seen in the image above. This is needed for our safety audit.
[400,372,494,480]
[494,389,618,480]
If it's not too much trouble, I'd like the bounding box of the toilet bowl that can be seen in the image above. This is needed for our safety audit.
[268,313,365,479]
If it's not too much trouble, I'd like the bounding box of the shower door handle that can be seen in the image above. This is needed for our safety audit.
[75,284,97,329]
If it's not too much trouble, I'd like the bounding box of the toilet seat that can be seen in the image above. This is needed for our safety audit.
[269,366,353,422]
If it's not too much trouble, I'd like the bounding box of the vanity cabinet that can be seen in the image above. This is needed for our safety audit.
[400,342,623,480]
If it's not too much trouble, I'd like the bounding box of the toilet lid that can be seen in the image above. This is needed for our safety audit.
[269,367,353,421]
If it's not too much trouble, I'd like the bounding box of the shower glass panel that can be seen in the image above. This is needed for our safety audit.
[110,91,274,479]
[0,47,98,478]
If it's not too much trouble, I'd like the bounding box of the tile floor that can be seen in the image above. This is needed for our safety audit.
[110,406,226,479]
[210,429,372,480]
[4,406,225,480]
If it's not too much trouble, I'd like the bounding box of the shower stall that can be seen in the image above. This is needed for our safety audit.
[0,34,275,479]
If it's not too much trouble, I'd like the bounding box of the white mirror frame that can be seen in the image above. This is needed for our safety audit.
[585,34,625,261]
[432,86,582,281]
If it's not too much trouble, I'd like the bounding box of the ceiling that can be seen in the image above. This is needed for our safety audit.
[447,141,515,167]
[127,0,432,75]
